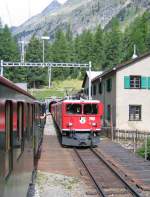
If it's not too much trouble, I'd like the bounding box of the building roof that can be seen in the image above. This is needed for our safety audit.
[0,76,35,99]
[92,51,150,82]
[82,71,103,87]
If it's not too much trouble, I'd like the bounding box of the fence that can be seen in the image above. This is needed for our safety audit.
[102,127,150,160]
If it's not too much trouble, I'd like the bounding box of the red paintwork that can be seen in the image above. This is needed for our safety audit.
[51,100,103,133]
[0,112,5,132]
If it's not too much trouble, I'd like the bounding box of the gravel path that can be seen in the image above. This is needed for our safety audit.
[27,171,88,197]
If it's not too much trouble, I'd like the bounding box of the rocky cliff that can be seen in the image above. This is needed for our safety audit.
[12,0,150,41]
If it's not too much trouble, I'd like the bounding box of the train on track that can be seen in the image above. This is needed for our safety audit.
[51,99,103,147]
[0,76,45,197]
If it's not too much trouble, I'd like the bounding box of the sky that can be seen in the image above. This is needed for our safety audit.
[0,0,67,27]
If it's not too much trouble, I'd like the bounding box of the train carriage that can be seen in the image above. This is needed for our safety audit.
[51,99,103,146]
[0,76,45,197]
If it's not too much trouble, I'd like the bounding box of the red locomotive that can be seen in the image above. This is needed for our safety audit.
[51,99,103,146]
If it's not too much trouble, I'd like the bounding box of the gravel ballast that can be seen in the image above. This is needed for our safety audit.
[27,171,88,197]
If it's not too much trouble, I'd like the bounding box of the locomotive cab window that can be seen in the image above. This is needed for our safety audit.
[83,104,98,114]
[66,104,82,114]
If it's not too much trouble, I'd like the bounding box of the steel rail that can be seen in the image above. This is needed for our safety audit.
[91,148,143,197]
[74,148,107,197]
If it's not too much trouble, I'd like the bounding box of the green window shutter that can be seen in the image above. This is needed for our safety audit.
[107,78,112,92]
[110,79,112,91]
[148,77,150,89]
[124,76,130,89]
[141,77,147,89]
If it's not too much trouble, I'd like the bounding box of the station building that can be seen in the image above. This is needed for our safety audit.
[82,52,150,131]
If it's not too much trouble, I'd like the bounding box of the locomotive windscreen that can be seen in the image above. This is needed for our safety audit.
[83,104,98,114]
[66,104,82,114]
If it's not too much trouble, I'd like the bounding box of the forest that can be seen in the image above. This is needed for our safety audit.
[1,12,150,88]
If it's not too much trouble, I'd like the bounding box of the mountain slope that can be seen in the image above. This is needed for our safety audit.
[42,0,61,16]
[12,0,150,41]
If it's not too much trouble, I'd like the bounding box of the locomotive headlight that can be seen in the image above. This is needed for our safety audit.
[92,122,97,126]
[67,122,73,127]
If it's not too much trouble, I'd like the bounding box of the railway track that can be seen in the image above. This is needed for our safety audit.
[74,148,143,197]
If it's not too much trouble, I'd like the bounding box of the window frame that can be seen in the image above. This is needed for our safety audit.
[130,75,141,89]
[129,105,142,121]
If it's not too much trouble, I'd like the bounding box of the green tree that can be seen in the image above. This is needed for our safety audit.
[93,25,105,70]
[26,36,47,87]
[0,25,20,81]
[104,18,124,69]
[50,30,71,80]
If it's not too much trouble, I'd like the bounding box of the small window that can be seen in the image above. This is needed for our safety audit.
[93,85,96,95]
[83,104,98,114]
[129,105,141,121]
[106,78,112,92]
[66,104,82,114]
[130,76,141,89]
[107,105,111,121]
[99,82,102,94]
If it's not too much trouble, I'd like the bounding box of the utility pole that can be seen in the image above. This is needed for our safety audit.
[19,40,28,63]
[41,36,50,88]
[48,66,52,88]
[88,61,92,100]
[41,36,50,66]
[0,60,4,77]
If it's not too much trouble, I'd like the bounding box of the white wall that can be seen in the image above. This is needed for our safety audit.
[116,56,150,131]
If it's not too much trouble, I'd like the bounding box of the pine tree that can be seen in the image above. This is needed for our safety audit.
[0,25,20,81]
[104,18,123,69]
[26,36,47,87]
[93,25,105,70]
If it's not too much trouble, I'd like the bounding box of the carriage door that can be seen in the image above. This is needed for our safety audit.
[5,101,13,179]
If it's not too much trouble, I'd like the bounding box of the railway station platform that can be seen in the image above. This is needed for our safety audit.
[98,139,150,191]
[37,114,80,176]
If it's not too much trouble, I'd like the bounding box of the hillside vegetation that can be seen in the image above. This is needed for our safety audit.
[29,79,82,100]
[1,12,150,89]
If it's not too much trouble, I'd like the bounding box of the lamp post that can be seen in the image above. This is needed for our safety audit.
[41,36,51,88]
[41,36,50,65]
[88,61,92,100]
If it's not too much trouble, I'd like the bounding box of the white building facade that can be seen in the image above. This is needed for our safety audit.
[83,53,150,131]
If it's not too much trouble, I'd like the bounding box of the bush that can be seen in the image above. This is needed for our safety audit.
[136,138,150,160]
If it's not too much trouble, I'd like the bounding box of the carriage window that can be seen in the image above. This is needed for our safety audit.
[66,104,82,114]
[83,104,98,114]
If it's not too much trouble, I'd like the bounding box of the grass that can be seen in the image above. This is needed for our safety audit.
[28,79,83,100]
[136,138,150,160]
